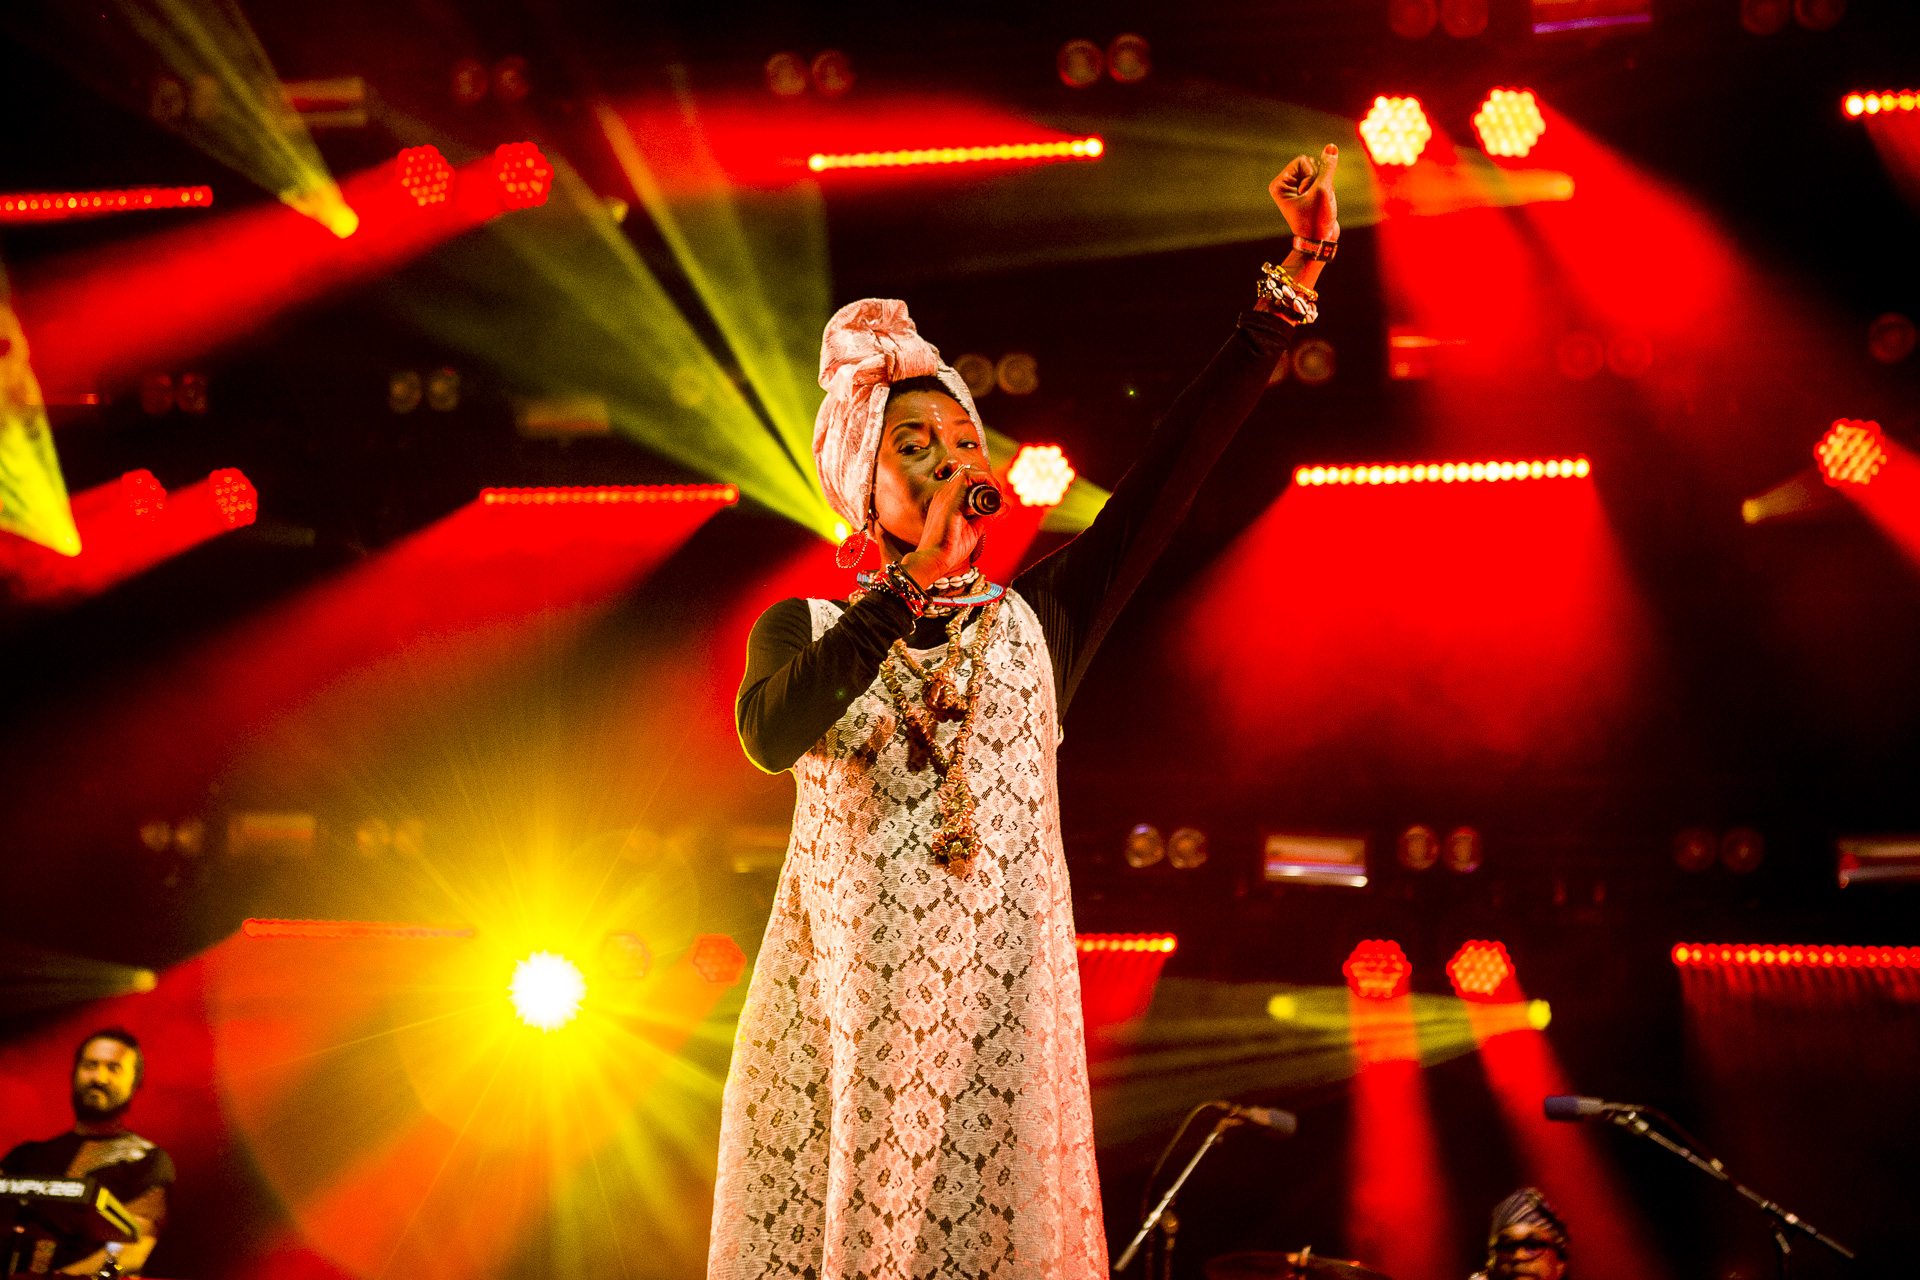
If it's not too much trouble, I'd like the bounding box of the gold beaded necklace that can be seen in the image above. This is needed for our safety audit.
[875,595,1004,878]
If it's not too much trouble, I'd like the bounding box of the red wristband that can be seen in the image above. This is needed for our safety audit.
[1292,235,1338,261]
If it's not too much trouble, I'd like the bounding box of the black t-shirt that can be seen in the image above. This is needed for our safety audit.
[2,1130,174,1272]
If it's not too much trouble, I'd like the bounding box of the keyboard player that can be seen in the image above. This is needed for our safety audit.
[2,1029,173,1276]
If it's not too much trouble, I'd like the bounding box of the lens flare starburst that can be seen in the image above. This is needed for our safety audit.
[509,951,586,1030]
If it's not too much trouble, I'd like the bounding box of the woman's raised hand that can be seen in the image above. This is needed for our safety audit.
[899,467,984,589]
[1269,145,1340,243]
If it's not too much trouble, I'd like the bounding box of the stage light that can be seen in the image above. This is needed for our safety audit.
[806,137,1104,173]
[1397,824,1439,871]
[1445,826,1483,873]
[953,353,996,397]
[140,374,175,416]
[1124,823,1165,868]
[176,371,209,414]
[1107,34,1151,82]
[1264,833,1368,887]
[1721,827,1765,874]
[765,52,808,97]
[1389,0,1439,38]
[424,366,461,411]
[281,77,368,129]
[1671,942,1916,968]
[208,468,258,528]
[478,484,740,506]
[493,141,553,209]
[1446,940,1518,1001]
[996,352,1039,395]
[1815,419,1887,486]
[1837,836,1920,887]
[1075,934,1178,953]
[1293,338,1337,384]
[1058,39,1104,87]
[1531,0,1652,34]
[1442,0,1490,37]
[1167,827,1209,869]
[1291,456,1591,485]
[689,934,747,986]
[389,370,423,413]
[1794,0,1845,31]
[1868,313,1916,363]
[0,185,213,224]
[602,931,651,980]
[1673,827,1717,873]
[1741,0,1791,35]
[452,58,489,105]
[1847,91,1919,116]
[510,951,586,1029]
[139,820,172,853]
[1605,333,1654,377]
[1344,940,1412,1000]
[242,918,475,939]
[396,145,454,206]
[810,50,855,98]
[354,817,390,857]
[493,56,531,104]
[1556,331,1605,379]
[1472,89,1546,158]
[1358,96,1432,166]
[1008,445,1076,506]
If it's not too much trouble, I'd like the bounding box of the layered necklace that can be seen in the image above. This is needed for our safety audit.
[867,583,1006,878]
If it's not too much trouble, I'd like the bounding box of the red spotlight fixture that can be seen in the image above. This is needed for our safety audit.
[1292,457,1591,486]
[1844,90,1918,117]
[810,50,855,98]
[396,145,455,206]
[1388,0,1439,38]
[764,52,808,97]
[807,137,1104,174]
[1868,313,1916,363]
[1672,942,1915,968]
[690,933,747,986]
[1075,933,1178,954]
[1814,419,1887,487]
[1344,939,1413,1000]
[478,483,740,506]
[1358,96,1432,166]
[1057,39,1104,87]
[1008,444,1076,506]
[1441,0,1490,37]
[0,185,212,224]
[1472,89,1547,158]
[1106,34,1151,82]
[492,55,531,103]
[1292,338,1337,385]
[207,468,259,529]
[1446,940,1519,1001]
[451,58,489,105]
[493,141,553,209]
[242,918,476,939]
[120,469,167,521]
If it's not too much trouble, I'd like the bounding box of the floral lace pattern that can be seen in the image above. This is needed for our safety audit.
[709,590,1105,1280]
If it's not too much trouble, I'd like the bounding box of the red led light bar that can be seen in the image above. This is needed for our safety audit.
[243,918,476,939]
[1344,939,1413,1000]
[1671,942,1916,968]
[1075,933,1178,954]
[479,484,740,505]
[1845,91,1919,117]
[1294,457,1590,486]
[0,186,213,224]
[1446,940,1519,1001]
[807,136,1103,173]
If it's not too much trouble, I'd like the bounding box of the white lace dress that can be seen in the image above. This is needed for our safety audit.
[708,590,1106,1280]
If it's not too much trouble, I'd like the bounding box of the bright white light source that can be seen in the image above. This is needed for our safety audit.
[1007,444,1076,506]
[509,951,585,1030]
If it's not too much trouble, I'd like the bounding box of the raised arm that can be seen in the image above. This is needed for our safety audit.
[1013,146,1341,712]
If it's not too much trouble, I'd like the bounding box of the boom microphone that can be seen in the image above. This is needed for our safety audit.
[1544,1094,1645,1121]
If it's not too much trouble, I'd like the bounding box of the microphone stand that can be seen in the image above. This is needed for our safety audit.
[1114,1115,1234,1273]
[1600,1108,1855,1280]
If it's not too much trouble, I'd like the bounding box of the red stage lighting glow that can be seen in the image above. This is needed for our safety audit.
[1358,97,1432,166]
[478,483,740,506]
[0,185,212,224]
[1814,419,1887,486]
[1671,942,1916,968]
[1446,939,1519,1001]
[1472,89,1547,157]
[1344,939,1413,1000]
[121,469,167,521]
[1075,933,1178,953]
[1007,445,1076,507]
[208,468,258,528]
[396,145,455,206]
[689,933,747,986]
[1846,91,1920,117]
[1292,457,1590,486]
[493,141,554,209]
[806,137,1104,173]
[242,918,476,940]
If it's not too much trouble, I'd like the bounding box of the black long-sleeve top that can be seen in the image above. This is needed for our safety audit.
[737,310,1292,774]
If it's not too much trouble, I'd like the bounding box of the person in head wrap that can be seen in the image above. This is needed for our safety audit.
[1469,1188,1571,1280]
[711,145,1343,1280]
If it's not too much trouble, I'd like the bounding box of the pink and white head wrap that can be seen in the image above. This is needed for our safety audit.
[813,298,982,530]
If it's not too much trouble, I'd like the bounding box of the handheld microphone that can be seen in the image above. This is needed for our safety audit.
[1222,1103,1298,1136]
[961,481,1003,517]
[1543,1094,1645,1121]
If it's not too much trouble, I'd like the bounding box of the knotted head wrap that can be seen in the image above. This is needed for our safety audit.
[1487,1187,1569,1263]
[813,298,983,530]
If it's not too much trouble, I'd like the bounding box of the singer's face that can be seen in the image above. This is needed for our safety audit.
[1490,1227,1567,1280]
[873,388,988,548]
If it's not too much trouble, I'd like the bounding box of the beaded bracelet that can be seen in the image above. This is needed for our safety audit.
[1256,261,1320,326]
[1292,234,1338,262]
[878,560,930,617]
